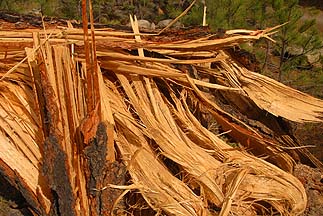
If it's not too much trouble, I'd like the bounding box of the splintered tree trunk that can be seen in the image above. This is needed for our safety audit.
[1,6,323,216]
[26,29,126,215]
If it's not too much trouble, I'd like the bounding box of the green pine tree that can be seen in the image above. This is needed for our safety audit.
[193,0,323,83]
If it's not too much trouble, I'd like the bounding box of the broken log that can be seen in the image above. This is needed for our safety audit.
[1,7,323,216]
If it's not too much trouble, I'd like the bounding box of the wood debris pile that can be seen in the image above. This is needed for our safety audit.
[0,11,323,216]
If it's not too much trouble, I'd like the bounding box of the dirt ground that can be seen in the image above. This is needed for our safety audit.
[294,164,323,216]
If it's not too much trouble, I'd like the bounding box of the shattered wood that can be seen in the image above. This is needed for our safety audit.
[0,11,323,216]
